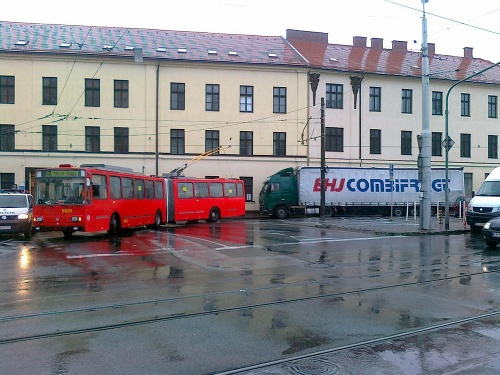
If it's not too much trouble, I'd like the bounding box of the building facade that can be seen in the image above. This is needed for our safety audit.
[287,30,500,197]
[0,22,310,211]
[1,22,500,210]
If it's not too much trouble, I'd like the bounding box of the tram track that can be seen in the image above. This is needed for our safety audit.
[2,266,500,345]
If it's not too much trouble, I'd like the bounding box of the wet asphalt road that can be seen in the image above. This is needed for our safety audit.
[2,217,500,374]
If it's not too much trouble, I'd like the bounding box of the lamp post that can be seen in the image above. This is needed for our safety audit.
[444,61,500,229]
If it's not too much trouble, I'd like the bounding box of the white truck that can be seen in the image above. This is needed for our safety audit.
[259,166,464,218]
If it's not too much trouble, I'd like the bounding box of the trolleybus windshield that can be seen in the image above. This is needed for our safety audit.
[36,169,86,204]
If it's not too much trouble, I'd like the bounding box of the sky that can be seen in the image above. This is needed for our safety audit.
[3,0,500,63]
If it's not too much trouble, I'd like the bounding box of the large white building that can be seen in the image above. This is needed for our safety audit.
[1,22,499,209]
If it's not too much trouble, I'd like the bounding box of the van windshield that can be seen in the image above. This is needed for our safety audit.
[476,181,500,196]
[0,195,27,208]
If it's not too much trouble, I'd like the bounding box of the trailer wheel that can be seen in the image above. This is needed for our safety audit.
[207,207,221,222]
[324,207,334,217]
[274,206,288,219]
[393,207,404,217]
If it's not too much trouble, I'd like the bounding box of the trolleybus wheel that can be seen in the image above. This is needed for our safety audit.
[63,228,73,240]
[207,207,221,222]
[108,213,121,236]
[148,210,162,230]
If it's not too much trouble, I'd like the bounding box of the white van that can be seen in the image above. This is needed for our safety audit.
[0,191,34,239]
[467,167,500,232]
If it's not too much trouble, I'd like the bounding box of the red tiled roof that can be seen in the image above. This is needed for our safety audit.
[0,21,308,67]
[287,30,500,84]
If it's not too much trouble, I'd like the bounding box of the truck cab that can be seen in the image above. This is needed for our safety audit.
[0,191,34,239]
[259,167,298,219]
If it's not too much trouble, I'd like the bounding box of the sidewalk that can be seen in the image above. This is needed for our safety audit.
[244,211,470,236]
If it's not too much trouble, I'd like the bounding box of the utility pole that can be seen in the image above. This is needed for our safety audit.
[420,0,432,230]
[320,97,326,218]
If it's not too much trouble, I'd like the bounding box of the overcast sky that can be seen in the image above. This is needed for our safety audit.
[3,0,500,63]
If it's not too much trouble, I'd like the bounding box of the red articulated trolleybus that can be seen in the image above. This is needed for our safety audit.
[34,164,166,239]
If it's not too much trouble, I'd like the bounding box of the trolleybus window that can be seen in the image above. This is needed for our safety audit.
[123,177,133,199]
[145,180,154,198]
[91,174,107,199]
[135,179,145,199]
[194,182,209,198]
[224,182,237,197]
[209,182,223,198]
[110,176,122,199]
[155,181,164,198]
[178,182,193,198]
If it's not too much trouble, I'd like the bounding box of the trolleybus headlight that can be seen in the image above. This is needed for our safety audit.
[34,217,44,222]
[18,214,29,220]
[71,216,82,222]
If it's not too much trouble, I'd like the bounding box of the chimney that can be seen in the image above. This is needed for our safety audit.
[371,38,383,49]
[427,43,435,56]
[391,40,407,51]
[353,36,367,48]
[464,47,473,59]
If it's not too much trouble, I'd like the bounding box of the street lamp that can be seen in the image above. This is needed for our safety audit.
[444,61,500,229]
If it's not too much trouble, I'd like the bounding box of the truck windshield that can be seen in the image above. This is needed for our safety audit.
[476,181,500,197]
[0,195,27,208]
[36,176,86,204]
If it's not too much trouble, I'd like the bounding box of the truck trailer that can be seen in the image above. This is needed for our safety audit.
[259,166,464,219]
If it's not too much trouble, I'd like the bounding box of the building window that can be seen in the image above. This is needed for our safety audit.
[488,95,498,118]
[401,131,412,155]
[240,176,253,202]
[432,91,443,115]
[114,127,129,153]
[370,129,381,154]
[273,132,286,156]
[170,129,185,155]
[488,135,498,159]
[0,173,15,190]
[460,133,471,158]
[239,131,253,156]
[326,83,343,109]
[205,130,219,154]
[240,85,253,112]
[401,89,412,114]
[114,80,129,108]
[0,124,15,151]
[325,127,343,152]
[206,84,219,111]
[0,75,15,104]
[369,87,381,112]
[273,87,287,113]
[42,125,57,152]
[461,93,470,117]
[170,82,185,110]
[432,132,442,157]
[42,77,57,105]
[85,126,100,153]
[84,78,100,107]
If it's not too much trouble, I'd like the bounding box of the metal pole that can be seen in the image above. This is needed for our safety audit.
[320,97,326,218]
[421,0,431,230]
[444,61,500,229]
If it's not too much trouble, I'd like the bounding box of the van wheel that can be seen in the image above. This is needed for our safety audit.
[108,213,121,236]
[486,239,498,249]
[274,206,288,219]
[24,227,32,240]
[207,207,221,222]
